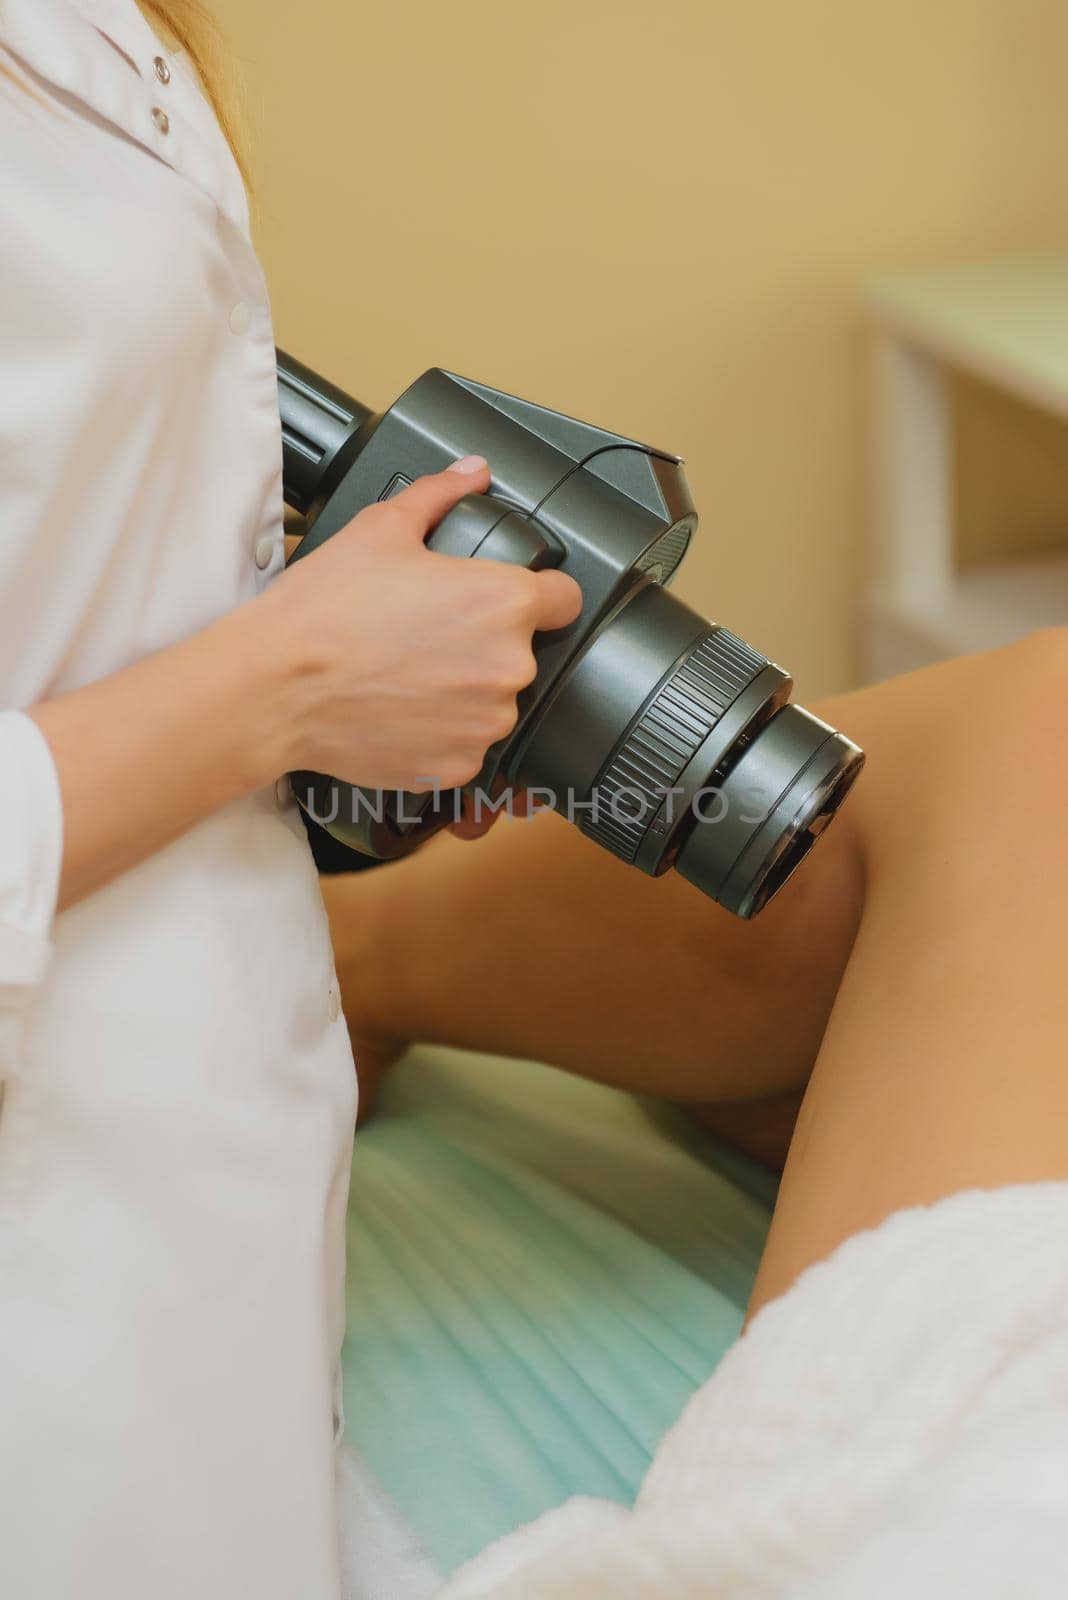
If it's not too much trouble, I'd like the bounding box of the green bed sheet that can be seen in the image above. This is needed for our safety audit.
[341,1046,777,1574]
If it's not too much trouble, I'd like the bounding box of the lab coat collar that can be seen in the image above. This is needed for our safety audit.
[0,0,248,233]
[64,0,157,72]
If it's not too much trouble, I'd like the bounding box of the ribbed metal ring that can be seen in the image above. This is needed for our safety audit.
[580,626,766,863]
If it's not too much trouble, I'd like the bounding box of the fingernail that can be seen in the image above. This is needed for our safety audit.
[449,454,488,476]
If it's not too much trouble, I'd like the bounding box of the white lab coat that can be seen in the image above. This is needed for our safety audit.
[0,1,359,1594]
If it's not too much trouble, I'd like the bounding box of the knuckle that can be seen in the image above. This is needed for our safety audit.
[476,562,513,598]
[442,756,481,789]
[509,649,538,689]
[490,698,519,741]
[492,564,537,607]
[374,499,409,534]
[403,471,437,497]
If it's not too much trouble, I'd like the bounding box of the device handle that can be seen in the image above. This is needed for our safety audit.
[277,349,373,517]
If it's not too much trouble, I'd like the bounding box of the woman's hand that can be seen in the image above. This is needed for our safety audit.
[263,457,582,792]
[29,455,579,911]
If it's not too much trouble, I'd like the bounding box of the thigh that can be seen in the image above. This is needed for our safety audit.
[329,734,867,1111]
[748,629,1068,1316]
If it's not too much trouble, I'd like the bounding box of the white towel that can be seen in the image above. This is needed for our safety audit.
[439,1183,1068,1598]
[337,1447,442,1600]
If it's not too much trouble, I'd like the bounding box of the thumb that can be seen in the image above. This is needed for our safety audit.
[531,568,583,633]
[384,456,491,539]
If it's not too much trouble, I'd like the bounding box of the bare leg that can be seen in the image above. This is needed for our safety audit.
[323,740,864,1135]
[326,630,1068,1253]
[748,627,1068,1312]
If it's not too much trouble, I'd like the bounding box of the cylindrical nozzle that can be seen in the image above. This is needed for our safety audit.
[675,705,864,917]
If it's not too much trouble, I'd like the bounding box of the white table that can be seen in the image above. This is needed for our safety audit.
[863,256,1068,681]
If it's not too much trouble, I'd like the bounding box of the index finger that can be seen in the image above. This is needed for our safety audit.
[385,456,491,539]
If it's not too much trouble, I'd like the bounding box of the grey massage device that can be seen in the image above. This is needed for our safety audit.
[277,352,864,918]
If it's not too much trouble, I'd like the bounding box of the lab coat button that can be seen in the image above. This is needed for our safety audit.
[153,56,171,85]
[151,106,170,135]
[229,301,251,336]
[254,535,276,571]
[328,983,342,1024]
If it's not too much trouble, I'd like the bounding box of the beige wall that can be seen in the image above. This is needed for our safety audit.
[953,370,1068,571]
[217,0,1068,697]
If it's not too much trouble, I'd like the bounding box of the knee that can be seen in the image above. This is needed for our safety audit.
[1000,624,1068,690]
[985,627,1068,765]
[849,626,1067,875]
[943,627,1068,850]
